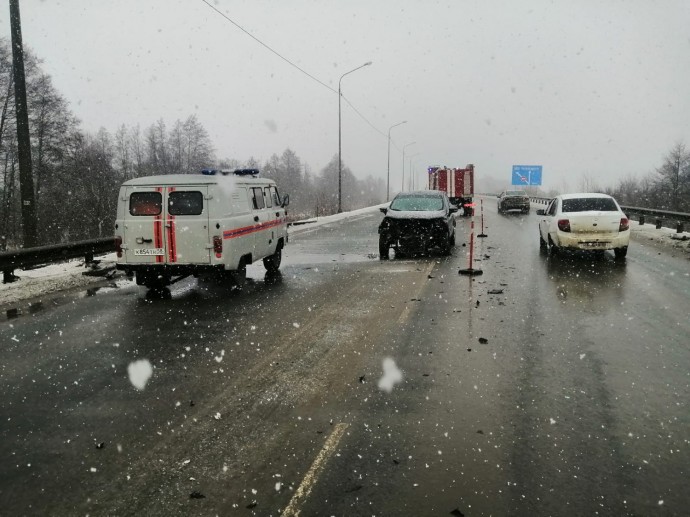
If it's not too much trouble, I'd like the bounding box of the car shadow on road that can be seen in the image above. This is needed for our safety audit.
[539,250,628,308]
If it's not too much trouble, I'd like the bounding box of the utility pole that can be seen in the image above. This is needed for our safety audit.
[10,0,38,248]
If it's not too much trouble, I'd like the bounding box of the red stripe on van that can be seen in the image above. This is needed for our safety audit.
[222,218,285,240]
[155,187,163,263]
[167,187,176,263]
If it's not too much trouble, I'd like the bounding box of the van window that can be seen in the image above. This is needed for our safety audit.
[231,188,250,214]
[168,191,203,215]
[250,187,265,209]
[264,187,273,208]
[130,192,162,216]
[270,186,281,206]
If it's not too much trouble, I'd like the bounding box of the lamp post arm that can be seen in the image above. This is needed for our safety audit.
[386,120,407,201]
[337,61,371,212]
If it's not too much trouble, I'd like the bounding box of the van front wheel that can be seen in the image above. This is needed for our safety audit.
[263,245,282,272]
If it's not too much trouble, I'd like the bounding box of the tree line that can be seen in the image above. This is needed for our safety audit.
[603,143,690,212]
[524,144,690,212]
[0,38,385,249]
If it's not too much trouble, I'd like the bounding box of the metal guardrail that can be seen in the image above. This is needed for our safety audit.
[0,237,116,283]
[529,197,690,233]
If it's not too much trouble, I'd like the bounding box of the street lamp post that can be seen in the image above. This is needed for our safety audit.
[401,142,416,192]
[338,61,372,213]
[408,152,421,191]
[386,120,407,201]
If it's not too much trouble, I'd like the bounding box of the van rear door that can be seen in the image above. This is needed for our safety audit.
[123,187,165,264]
[123,186,210,265]
[165,187,210,264]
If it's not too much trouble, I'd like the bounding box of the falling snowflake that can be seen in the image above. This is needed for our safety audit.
[378,357,403,393]
[127,359,153,390]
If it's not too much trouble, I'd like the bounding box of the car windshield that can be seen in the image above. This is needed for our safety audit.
[562,197,618,212]
[506,191,526,196]
[390,195,444,211]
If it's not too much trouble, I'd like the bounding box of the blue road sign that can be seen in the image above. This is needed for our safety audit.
[512,165,542,186]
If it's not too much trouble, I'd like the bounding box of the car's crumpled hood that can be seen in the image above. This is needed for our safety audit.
[385,209,446,220]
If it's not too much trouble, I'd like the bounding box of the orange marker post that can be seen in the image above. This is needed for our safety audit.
[459,217,483,276]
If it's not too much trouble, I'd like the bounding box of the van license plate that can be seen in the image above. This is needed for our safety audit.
[134,248,164,256]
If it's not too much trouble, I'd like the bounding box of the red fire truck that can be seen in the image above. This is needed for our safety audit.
[428,164,475,216]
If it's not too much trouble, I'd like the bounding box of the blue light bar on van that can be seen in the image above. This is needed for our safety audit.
[201,168,259,176]
[234,168,260,176]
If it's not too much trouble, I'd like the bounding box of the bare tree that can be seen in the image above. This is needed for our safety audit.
[656,143,690,211]
[182,115,214,173]
[168,119,185,174]
[578,172,601,193]
[115,124,132,180]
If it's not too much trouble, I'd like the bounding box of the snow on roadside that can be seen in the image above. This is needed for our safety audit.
[288,203,387,235]
[629,222,690,255]
[0,253,119,310]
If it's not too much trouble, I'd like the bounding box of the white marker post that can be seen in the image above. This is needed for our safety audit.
[477,198,487,238]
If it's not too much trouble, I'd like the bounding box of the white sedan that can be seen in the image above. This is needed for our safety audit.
[537,193,630,259]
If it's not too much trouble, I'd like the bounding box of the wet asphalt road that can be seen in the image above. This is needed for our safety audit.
[0,201,688,516]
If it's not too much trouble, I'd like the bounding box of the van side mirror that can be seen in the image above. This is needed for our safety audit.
[281,194,290,208]
[536,209,545,216]
[379,207,388,215]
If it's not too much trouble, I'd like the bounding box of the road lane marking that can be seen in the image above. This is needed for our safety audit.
[397,262,435,325]
[281,422,349,516]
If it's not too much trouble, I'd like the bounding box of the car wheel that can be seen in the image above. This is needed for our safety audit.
[450,230,456,246]
[614,246,628,260]
[539,232,547,249]
[144,277,170,290]
[379,237,390,260]
[263,244,282,272]
[139,271,170,289]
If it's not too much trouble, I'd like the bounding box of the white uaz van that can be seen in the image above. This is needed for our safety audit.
[114,169,289,288]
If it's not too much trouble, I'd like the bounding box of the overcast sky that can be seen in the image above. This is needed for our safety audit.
[1,0,689,192]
